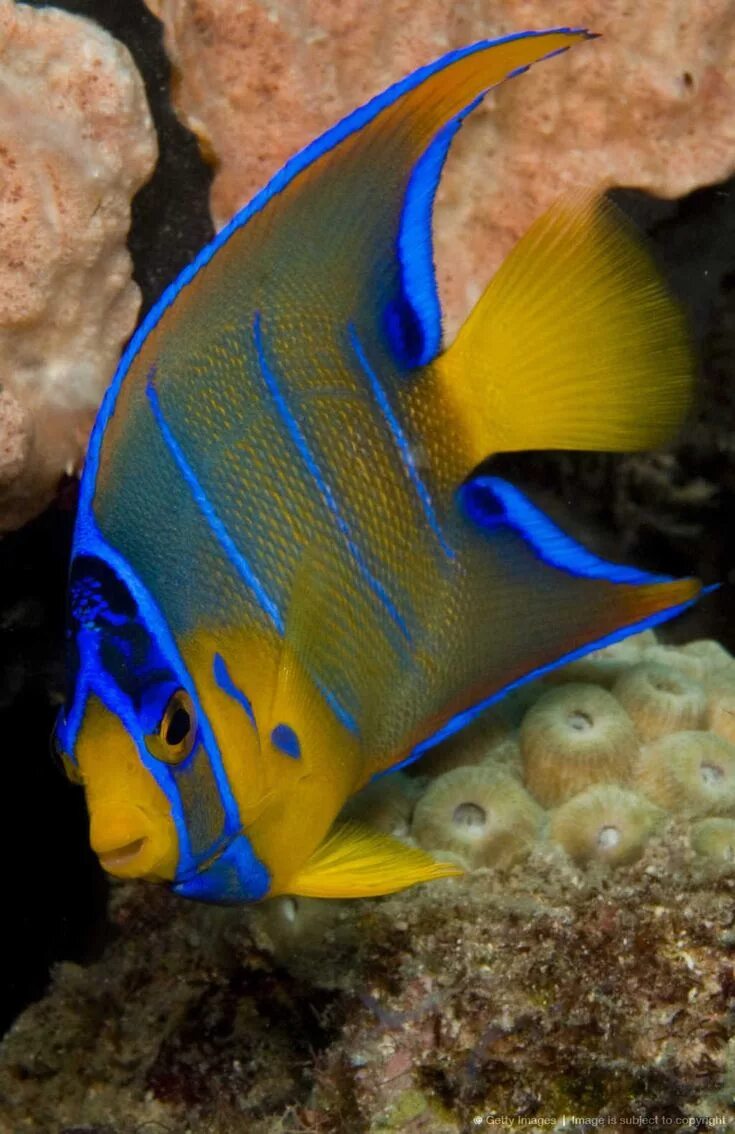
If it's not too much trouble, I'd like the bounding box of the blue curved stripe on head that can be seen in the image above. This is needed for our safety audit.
[70,513,265,884]
[77,27,589,527]
[375,593,701,780]
[271,723,301,759]
[78,625,195,873]
[145,369,283,631]
[213,652,257,727]
[460,476,671,585]
[393,93,484,368]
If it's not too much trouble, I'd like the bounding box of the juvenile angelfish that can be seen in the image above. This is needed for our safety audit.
[56,29,701,903]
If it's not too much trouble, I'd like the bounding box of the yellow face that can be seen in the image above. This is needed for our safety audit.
[73,694,179,882]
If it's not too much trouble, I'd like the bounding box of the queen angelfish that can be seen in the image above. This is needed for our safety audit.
[55,28,701,903]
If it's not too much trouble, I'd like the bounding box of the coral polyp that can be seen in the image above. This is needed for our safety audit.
[520,683,637,807]
[706,678,735,744]
[634,730,735,817]
[411,766,542,869]
[548,784,662,867]
[689,817,735,867]
[613,661,707,741]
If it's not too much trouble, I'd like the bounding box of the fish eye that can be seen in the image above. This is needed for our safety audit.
[146,689,197,765]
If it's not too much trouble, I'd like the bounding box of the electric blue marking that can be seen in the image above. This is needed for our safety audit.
[68,518,266,885]
[317,680,361,736]
[271,723,301,759]
[85,634,195,873]
[349,324,455,561]
[252,313,412,643]
[213,652,257,727]
[77,27,589,531]
[174,834,270,903]
[461,476,670,585]
[375,594,702,779]
[145,371,284,632]
[396,93,484,367]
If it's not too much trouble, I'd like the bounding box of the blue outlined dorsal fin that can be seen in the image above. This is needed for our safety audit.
[131,30,592,377]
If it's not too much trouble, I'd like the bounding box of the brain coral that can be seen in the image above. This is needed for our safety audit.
[0,1,157,530]
[145,0,735,335]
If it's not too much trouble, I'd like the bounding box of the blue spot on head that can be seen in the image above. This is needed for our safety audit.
[271,724,301,759]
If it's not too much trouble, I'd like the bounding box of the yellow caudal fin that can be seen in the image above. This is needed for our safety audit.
[284,822,463,899]
[437,191,695,466]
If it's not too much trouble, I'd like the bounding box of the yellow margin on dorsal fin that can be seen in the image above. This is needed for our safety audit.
[436,190,695,467]
[282,821,463,899]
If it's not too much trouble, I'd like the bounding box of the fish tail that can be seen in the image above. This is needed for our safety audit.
[435,191,695,467]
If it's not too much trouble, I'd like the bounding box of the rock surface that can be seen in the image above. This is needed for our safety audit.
[0,0,157,530]
[145,0,735,334]
[1,833,734,1132]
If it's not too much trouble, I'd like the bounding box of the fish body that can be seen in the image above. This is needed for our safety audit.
[56,29,700,902]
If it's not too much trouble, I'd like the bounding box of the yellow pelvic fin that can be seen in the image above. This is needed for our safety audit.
[437,191,695,465]
[283,821,463,899]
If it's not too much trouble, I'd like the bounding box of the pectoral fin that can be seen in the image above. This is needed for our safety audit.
[284,821,463,898]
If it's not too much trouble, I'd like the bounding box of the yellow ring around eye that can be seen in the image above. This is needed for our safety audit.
[146,688,197,765]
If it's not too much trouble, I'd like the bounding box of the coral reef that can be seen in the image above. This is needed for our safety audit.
[0,0,157,530]
[144,0,735,336]
[3,632,735,1130]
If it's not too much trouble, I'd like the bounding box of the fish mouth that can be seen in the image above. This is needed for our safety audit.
[90,802,177,881]
[98,838,147,872]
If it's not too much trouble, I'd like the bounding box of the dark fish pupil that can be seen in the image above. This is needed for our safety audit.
[165,706,191,747]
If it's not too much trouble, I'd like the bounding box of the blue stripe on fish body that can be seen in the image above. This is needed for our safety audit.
[271,724,301,759]
[461,476,670,585]
[252,312,412,645]
[213,652,257,728]
[145,370,284,631]
[349,324,456,561]
[316,680,361,737]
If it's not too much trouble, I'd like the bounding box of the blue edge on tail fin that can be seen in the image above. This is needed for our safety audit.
[376,475,706,777]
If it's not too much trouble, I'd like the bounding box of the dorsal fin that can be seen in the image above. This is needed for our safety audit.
[154,30,592,373]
